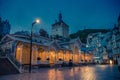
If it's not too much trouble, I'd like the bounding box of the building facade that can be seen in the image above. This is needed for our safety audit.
[80,44,94,63]
[87,32,109,63]
[111,15,120,64]
[0,13,83,70]
[0,34,82,66]
[86,14,120,64]
[52,12,69,38]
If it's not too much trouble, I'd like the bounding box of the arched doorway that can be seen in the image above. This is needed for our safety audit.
[74,47,79,64]
[21,44,30,64]
[49,49,56,64]
[16,44,22,63]
[56,50,64,61]
[65,51,70,62]
[69,51,73,61]
[38,47,45,62]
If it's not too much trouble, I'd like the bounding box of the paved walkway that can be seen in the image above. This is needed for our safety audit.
[0,65,120,80]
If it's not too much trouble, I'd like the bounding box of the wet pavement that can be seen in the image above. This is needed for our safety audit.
[0,65,120,80]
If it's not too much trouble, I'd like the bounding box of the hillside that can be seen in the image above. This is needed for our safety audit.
[70,29,110,43]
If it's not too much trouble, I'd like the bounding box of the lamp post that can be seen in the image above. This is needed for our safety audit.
[29,19,40,73]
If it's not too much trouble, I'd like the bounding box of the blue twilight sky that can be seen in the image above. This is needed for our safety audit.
[0,0,120,34]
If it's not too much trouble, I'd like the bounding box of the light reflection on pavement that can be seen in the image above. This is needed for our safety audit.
[0,65,120,80]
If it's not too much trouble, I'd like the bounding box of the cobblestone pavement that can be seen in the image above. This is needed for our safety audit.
[0,65,120,80]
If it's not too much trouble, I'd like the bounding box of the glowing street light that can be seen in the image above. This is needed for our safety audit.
[36,19,40,23]
[32,19,40,26]
[110,60,113,65]
[29,18,40,73]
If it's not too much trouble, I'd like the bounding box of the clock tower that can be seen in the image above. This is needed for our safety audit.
[52,12,69,38]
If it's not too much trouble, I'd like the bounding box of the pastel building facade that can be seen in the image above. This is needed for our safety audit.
[111,15,120,64]
[87,32,109,63]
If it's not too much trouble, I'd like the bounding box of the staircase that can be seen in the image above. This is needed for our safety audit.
[0,57,20,75]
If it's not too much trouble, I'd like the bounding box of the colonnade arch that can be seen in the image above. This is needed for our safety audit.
[21,44,30,64]
[64,51,70,62]
[69,51,73,61]
[74,46,79,64]
[49,49,56,64]
[15,42,81,65]
[56,50,64,61]
[38,47,45,62]
[16,43,23,64]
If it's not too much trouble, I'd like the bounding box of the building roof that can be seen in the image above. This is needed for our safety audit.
[52,20,69,27]
[0,34,82,52]
[52,12,69,27]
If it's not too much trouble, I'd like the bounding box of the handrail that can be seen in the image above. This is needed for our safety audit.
[6,54,21,72]
[0,49,23,73]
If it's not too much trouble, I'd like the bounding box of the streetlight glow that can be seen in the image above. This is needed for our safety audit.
[35,19,40,23]
[110,60,113,65]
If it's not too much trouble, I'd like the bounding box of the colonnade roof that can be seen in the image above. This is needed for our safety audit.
[1,34,81,51]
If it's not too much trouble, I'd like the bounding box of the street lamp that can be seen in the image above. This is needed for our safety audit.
[29,19,40,73]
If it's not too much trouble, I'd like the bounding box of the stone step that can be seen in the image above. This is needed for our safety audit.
[0,58,19,76]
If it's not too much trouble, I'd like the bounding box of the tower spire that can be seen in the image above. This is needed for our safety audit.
[59,11,62,22]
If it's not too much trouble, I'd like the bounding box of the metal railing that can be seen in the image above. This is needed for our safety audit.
[0,50,22,73]
[6,54,22,73]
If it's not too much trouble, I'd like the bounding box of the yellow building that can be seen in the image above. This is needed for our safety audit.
[79,51,93,63]
[0,34,82,66]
